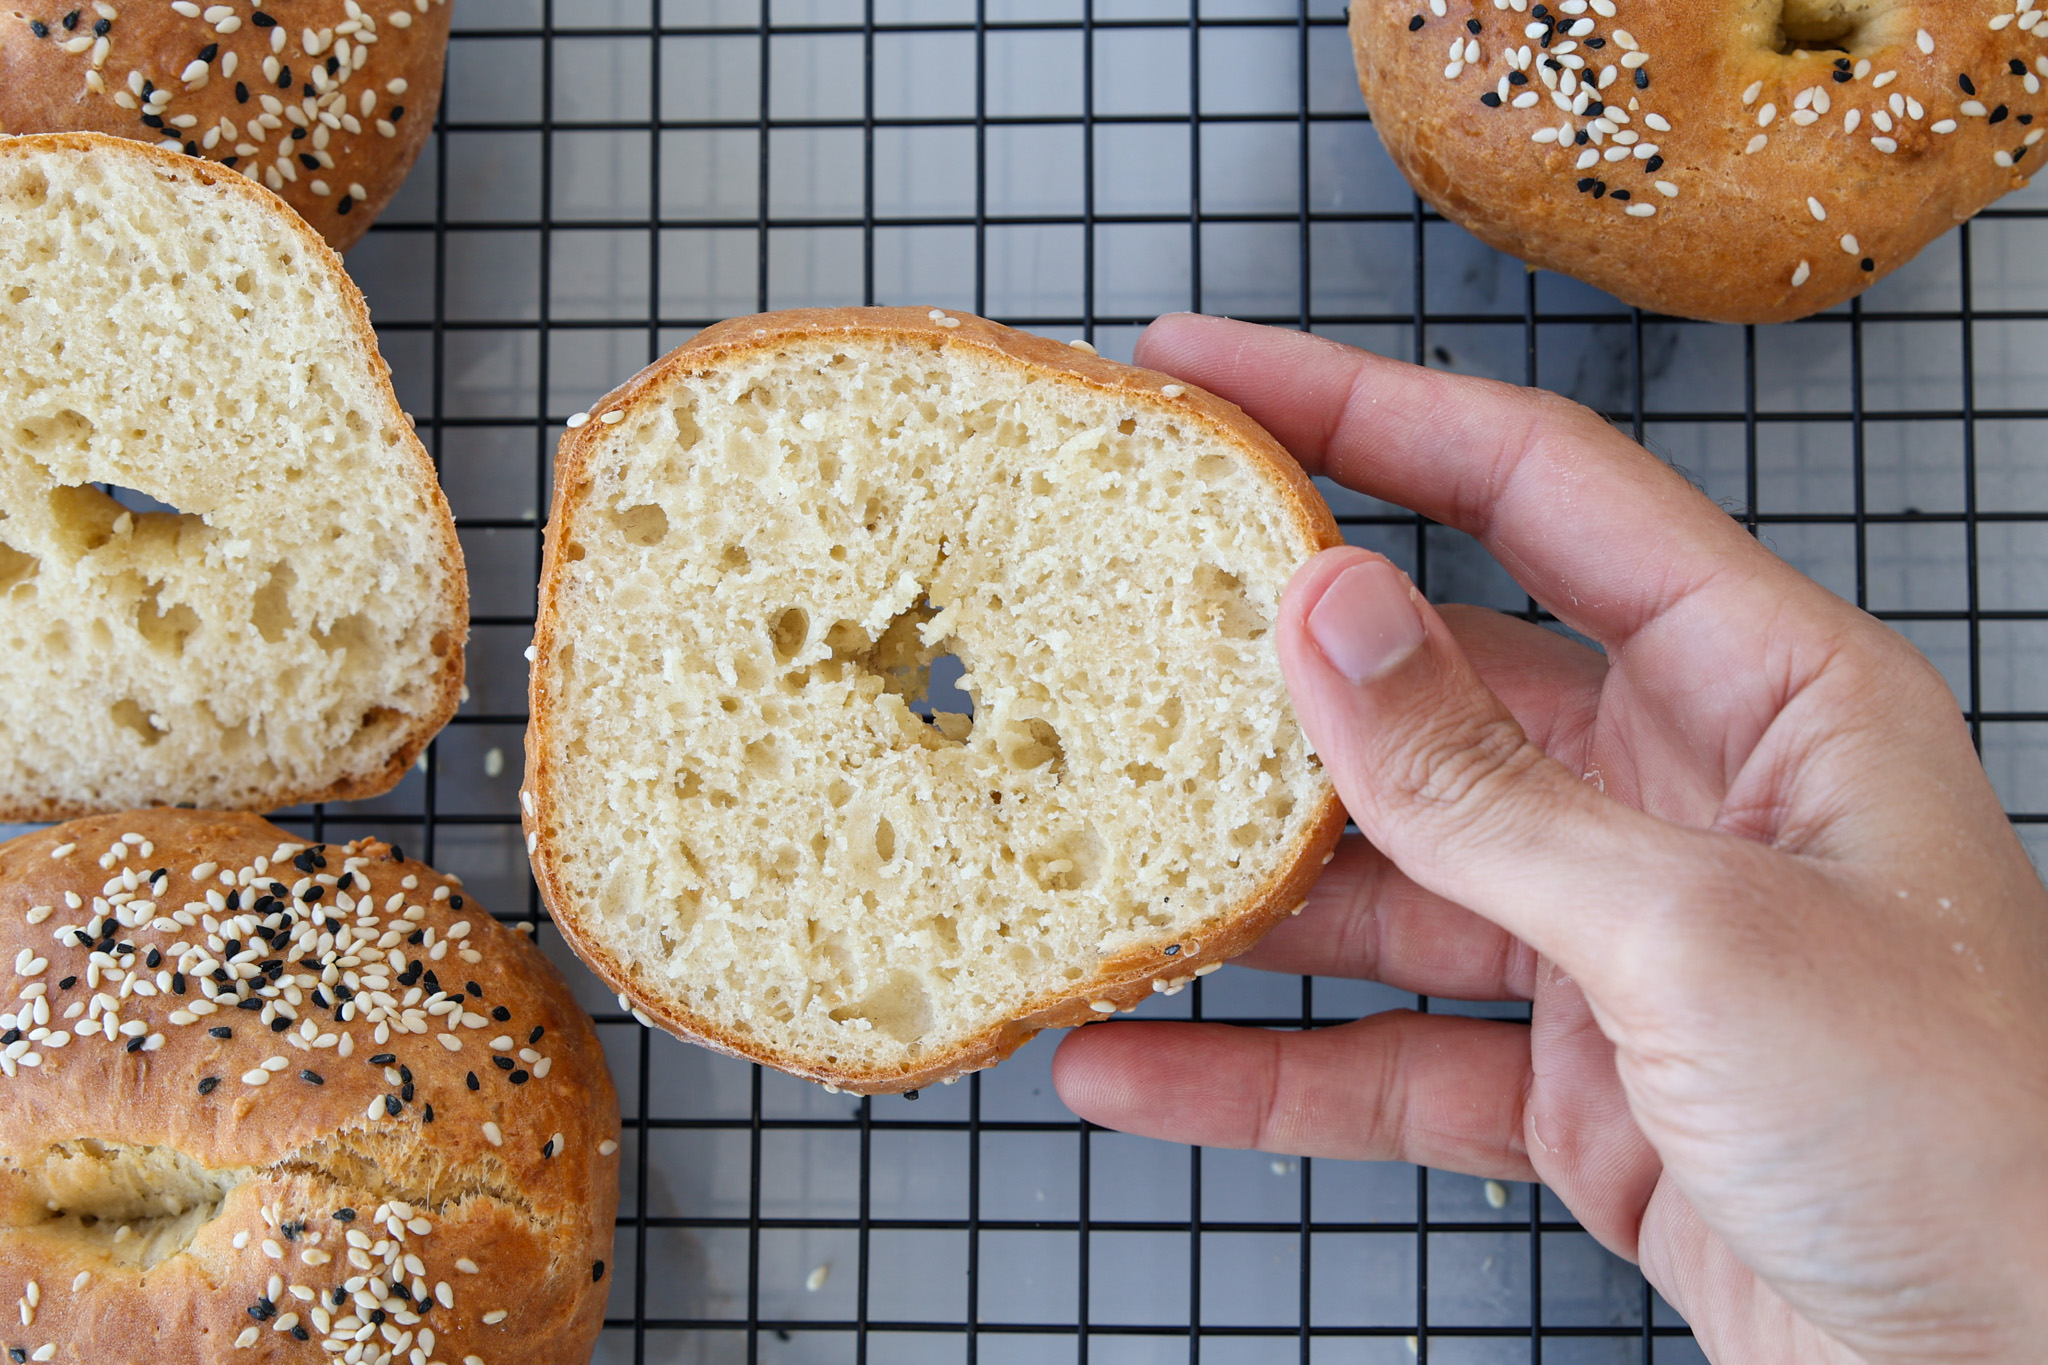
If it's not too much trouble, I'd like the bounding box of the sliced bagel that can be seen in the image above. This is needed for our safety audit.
[0,133,466,819]
[526,307,1345,1093]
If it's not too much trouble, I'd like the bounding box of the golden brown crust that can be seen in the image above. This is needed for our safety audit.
[524,306,1347,1096]
[0,0,449,252]
[0,133,467,822]
[1353,0,2039,323]
[0,810,618,1364]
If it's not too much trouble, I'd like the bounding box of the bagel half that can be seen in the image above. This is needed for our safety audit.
[1353,0,2042,322]
[0,133,465,819]
[525,308,1346,1094]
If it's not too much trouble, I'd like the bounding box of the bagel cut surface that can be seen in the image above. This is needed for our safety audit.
[1353,0,2042,322]
[0,135,465,819]
[526,308,1345,1093]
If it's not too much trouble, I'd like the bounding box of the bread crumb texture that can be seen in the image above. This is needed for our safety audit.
[538,332,1333,1077]
[0,141,463,815]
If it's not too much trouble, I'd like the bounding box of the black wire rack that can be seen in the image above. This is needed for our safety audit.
[256,0,2048,1360]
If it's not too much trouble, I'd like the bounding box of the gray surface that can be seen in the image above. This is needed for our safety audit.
[9,0,2048,1360]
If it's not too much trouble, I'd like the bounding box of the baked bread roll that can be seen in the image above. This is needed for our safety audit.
[0,0,450,252]
[1352,1,2044,323]
[525,307,1346,1095]
[0,134,465,821]
[0,810,618,1364]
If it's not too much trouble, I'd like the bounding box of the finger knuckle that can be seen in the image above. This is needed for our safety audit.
[1402,708,1547,820]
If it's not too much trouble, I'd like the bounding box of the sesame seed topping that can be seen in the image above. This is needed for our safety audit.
[599,410,625,425]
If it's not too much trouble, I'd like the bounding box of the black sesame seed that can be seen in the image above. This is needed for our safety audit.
[277,64,292,88]
[0,1030,16,1046]
[1164,945,1181,956]
[1992,105,2011,124]
[301,1069,323,1085]
[390,105,405,122]
[401,1082,415,1102]
[71,931,90,948]
[146,947,162,969]
[408,930,425,946]
[291,1327,310,1342]
[510,1070,529,1084]
[450,894,464,909]
[29,19,49,38]
[493,1055,514,1071]
[1634,67,1648,89]
[172,972,187,995]
[384,1094,402,1116]
[302,884,324,902]
[252,9,276,24]
[299,153,321,170]
[370,1053,396,1065]
[1480,92,1503,107]
[1574,129,1590,145]
[140,113,166,129]
[389,845,405,862]
[335,1207,356,1221]
[2020,145,2032,162]
[1832,68,1852,83]
[251,1297,275,1321]
[466,1071,480,1090]
[491,1005,510,1021]
[57,975,77,991]
[269,1017,290,1033]
[10,1348,24,1363]
[593,1260,606,1282]
[1861,257,1875,272]
[2024,114,2037,125]
[1408,12,1424,30]
[125,1035,144,1052]
[542,1139,556,1158]
[91,15,106,34]
[140,79,154,96]
[210,1026,233,1039]
[1577,176,1598,192]
[2015,59,2029,76]
[61,8,78,28]
[529,1025,545,1044]
[905,1089,919,1101]
[1645,155,1665,173]
[466,981,483,997]
[293,851,317,873]
[1591,182,1607,198]
[332,1287,348,1306]
[1465,18,1480,33]
[325,55,339,75]
[1508,70,1528,85]
[312,989,330,1008]
[1585,36,1604,48]
[198,1075,220,1095]
[1611,188,1631,201]
[369,1309,386,1325]
[237,997,263,1011]
[303,82,316,97]
[423,1103,434,1123]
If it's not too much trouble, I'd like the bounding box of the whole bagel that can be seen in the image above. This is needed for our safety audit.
[1352,0,2044,322]
[0,0,450,251]
[0,811,618,1365]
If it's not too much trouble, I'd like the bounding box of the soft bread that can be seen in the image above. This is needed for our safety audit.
[525,307,1347,1095]
[0,810,618,1364]
[0,134,465,820]
[0,0,451,252]
[1352,0,2044,323]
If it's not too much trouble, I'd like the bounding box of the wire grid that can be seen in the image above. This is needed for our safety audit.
[263,0,2048,1360]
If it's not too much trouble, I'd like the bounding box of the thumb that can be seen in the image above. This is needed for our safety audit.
[1279,548,1686,978]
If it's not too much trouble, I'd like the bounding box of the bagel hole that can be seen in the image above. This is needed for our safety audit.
[1776,0,1872,53]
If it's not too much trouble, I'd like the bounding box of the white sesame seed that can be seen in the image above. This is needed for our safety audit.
[1872,136,1899,154]
[482,1121,503,1147]
[1066,339,1097,355]
[70,1273,88,1293]
[31,1346,52,1361]
[49,845,74,860]
[565,411,590,428]
[1194,962,1222,977]
[262,1239,284,1259]
[599,1139,619,1156]
[1742,81,1762,106]
[1917,28,1934,54]
[235,1328,258,1348]
[1160,384,1185,398]
[1745,134,1768,154]
[1087,999,1116,1013]
[1840,235,1861,255]
[1844,109,1862,134]
[600,410,625,425]
[1933,119,1958,134]
[1997,149,2017,168]
[1654,180,1679,198]
[457,1258,480,1274]
[439,1034,462,1052]
[482,1309,508,1325]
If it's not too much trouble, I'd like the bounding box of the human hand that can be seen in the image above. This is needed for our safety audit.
[1052,314,2048,1364]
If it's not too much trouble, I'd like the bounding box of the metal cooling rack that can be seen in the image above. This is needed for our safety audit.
[55,0,2047,1360]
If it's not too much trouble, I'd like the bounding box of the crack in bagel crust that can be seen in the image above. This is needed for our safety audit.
[1359,0,2048,321]
[0,811,619,1364]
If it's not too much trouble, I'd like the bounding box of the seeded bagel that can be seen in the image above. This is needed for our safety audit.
[0,0,451,252]
[525,307,1346,1095]
[1354,0,2047,322]
[0,134,466,820]
[0,809,619,1365]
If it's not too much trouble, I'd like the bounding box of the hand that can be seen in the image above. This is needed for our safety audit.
[1052,315,2048,1364]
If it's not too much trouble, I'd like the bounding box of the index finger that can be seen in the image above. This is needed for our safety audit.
[1134,313,1815,650]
